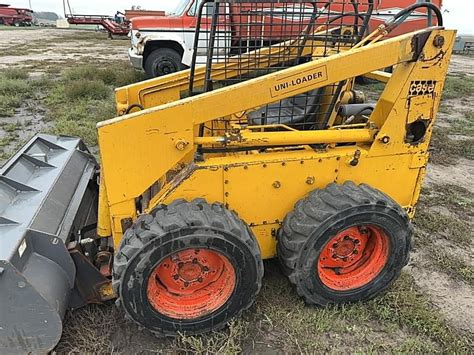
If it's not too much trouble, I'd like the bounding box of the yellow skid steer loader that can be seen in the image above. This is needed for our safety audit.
[0,1,454,353]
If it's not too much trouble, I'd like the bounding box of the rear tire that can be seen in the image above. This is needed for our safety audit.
[113,199,263,335]
[144,48,183,78]
[277,181,412,305]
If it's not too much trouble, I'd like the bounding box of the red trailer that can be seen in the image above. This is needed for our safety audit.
[0,4,33,26]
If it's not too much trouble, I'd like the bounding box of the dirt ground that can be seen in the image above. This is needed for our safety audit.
[1,28,473,354]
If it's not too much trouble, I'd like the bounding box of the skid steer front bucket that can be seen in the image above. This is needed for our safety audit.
[0,134,98,354]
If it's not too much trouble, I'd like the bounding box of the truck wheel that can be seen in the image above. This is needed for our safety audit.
[113,199,263,335]
[144,48,183,78]
[277,181,412,305]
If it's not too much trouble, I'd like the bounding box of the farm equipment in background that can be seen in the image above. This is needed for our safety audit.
[0,4,33,26]
[62,1,166,38]
[65,14,130,37]
[63,0,130,37]
[0,1,455,353]
[128,0,443,78]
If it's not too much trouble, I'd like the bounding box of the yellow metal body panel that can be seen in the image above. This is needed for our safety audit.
[96,28,456,256]
[154,147,424,259]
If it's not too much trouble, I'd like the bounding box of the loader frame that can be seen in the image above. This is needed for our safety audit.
[99,26,454,258]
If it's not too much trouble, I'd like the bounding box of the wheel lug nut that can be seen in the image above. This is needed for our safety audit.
[354,239,360,244]
[173,274,179,280]
[343,236,350,240]
[343,257,348,262]
[192,258,198,263]
[184,281,189,287]
[332,243,338,248]
[353,250,358,255]
[178,262,184,267]
[197,277,203,283]
[203,266,209,272]
[332,253,338,259]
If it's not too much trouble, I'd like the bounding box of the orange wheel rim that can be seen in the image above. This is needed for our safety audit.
[317,225,389,291]
[147,248,236,319]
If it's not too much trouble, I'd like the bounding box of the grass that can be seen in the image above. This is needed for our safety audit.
[421,183,474,215]
[43,63,145,145]
[0,69,52,117]
[251,265,471,353]
[56,264,472,354]
[3,68,28,80]
[414,209,472,247]
[64,79,110,100]
[442,75,474,100]
[414,183,474,285]
[63,64,146,88]
[424,247,474,285]
[415,183,474,246]
[429,128,473,164]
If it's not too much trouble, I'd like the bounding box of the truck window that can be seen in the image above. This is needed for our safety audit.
[171,0,190,16]
[189,0,217,17]
[188,0,201,16]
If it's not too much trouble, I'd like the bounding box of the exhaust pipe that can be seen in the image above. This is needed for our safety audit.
[0,134,99,354]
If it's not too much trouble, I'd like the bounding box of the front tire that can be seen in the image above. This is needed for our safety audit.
[144,48,183,78]
[113,199,263,335]
[278,182,412,305]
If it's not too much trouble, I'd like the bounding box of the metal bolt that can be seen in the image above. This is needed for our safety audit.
[173,274,179,280]
[272,181,281,189]
[353,250,358,255]
[332,253,338,259]
[332,243,338,248]
[197,277,203,283]
[184,281,189,287]
[433,35,445,48]
[175,139,189,151]
[306,176,315,185]
[380,136,390,144]
[203,266,209,272]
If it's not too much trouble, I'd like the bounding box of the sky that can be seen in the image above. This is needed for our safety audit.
[7,0,474,34]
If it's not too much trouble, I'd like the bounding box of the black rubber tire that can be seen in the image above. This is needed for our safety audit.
[144,48,183,78]
[277,181,412,306]
[113,198,263,335]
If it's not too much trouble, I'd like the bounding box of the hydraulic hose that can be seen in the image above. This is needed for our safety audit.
[385,3,443,32]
